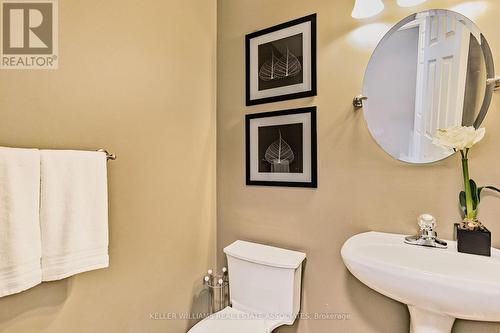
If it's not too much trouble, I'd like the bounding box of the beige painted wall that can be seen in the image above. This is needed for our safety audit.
[217,1,500,332]
[0,0,216,332]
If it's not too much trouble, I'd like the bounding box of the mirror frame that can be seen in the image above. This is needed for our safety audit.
[361,10,495,163]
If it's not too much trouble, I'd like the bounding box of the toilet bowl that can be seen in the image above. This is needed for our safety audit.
[188,240,306,333]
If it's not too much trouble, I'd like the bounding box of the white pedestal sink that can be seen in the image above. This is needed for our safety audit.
[341,232,500,333]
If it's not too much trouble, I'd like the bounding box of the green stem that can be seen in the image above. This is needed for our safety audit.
[461,154,475,219]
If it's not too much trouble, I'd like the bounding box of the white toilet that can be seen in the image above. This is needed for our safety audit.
[188,240,306,333]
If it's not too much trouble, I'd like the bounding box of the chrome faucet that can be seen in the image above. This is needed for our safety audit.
[405,214,447,248]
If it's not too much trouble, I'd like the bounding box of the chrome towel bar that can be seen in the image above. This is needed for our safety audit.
[97,149,116,161]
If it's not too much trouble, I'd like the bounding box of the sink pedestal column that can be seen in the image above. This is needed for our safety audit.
[408,306,455,333]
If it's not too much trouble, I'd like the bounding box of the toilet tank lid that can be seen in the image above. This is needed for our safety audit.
[224,240,306,269]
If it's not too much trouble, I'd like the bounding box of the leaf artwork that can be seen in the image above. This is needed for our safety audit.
[259,47,302,82]
[265,131,294,173]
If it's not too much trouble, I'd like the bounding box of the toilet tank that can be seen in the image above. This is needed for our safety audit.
[223,240,306,326]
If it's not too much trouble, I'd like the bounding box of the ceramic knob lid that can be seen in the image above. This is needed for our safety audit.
[418,214,436,231]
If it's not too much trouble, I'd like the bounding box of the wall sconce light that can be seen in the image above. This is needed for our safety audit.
[397,0,427,7]
[351,0,385,19]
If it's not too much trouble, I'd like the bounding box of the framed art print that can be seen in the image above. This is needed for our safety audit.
[246,107,317,188]
[245,14,317,106]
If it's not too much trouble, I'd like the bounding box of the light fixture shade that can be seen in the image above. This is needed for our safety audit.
[397,0,427,7]
[351,0,384,19]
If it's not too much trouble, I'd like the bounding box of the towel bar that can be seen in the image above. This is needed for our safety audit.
[97,149,116,161]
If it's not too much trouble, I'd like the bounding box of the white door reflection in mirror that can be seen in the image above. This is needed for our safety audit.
[411,12,469,162]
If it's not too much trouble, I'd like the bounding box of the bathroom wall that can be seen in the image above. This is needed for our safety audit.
[217,1,500,332]
[0,0,216,332]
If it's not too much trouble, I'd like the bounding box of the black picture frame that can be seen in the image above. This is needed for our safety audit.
[246,107,317,188]
[245,14,317,106]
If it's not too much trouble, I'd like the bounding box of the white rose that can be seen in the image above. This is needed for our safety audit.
[432,126,485,151]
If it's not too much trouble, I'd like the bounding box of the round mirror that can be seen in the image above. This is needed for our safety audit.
[362,9,494,164]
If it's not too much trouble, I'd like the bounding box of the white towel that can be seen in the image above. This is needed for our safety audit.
[40,150,109,281]
[0,147,42,297]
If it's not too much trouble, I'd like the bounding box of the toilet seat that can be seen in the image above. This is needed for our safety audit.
[187,306,268,333]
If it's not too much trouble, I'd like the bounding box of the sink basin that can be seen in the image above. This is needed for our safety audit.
[341,231,500,333]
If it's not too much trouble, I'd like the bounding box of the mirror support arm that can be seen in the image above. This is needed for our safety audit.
[486,76,500,91]
[353,95,368,109]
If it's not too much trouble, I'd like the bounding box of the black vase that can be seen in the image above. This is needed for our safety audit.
[456,224,491,257]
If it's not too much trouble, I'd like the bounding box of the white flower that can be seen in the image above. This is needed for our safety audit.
[432,126,485,151]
